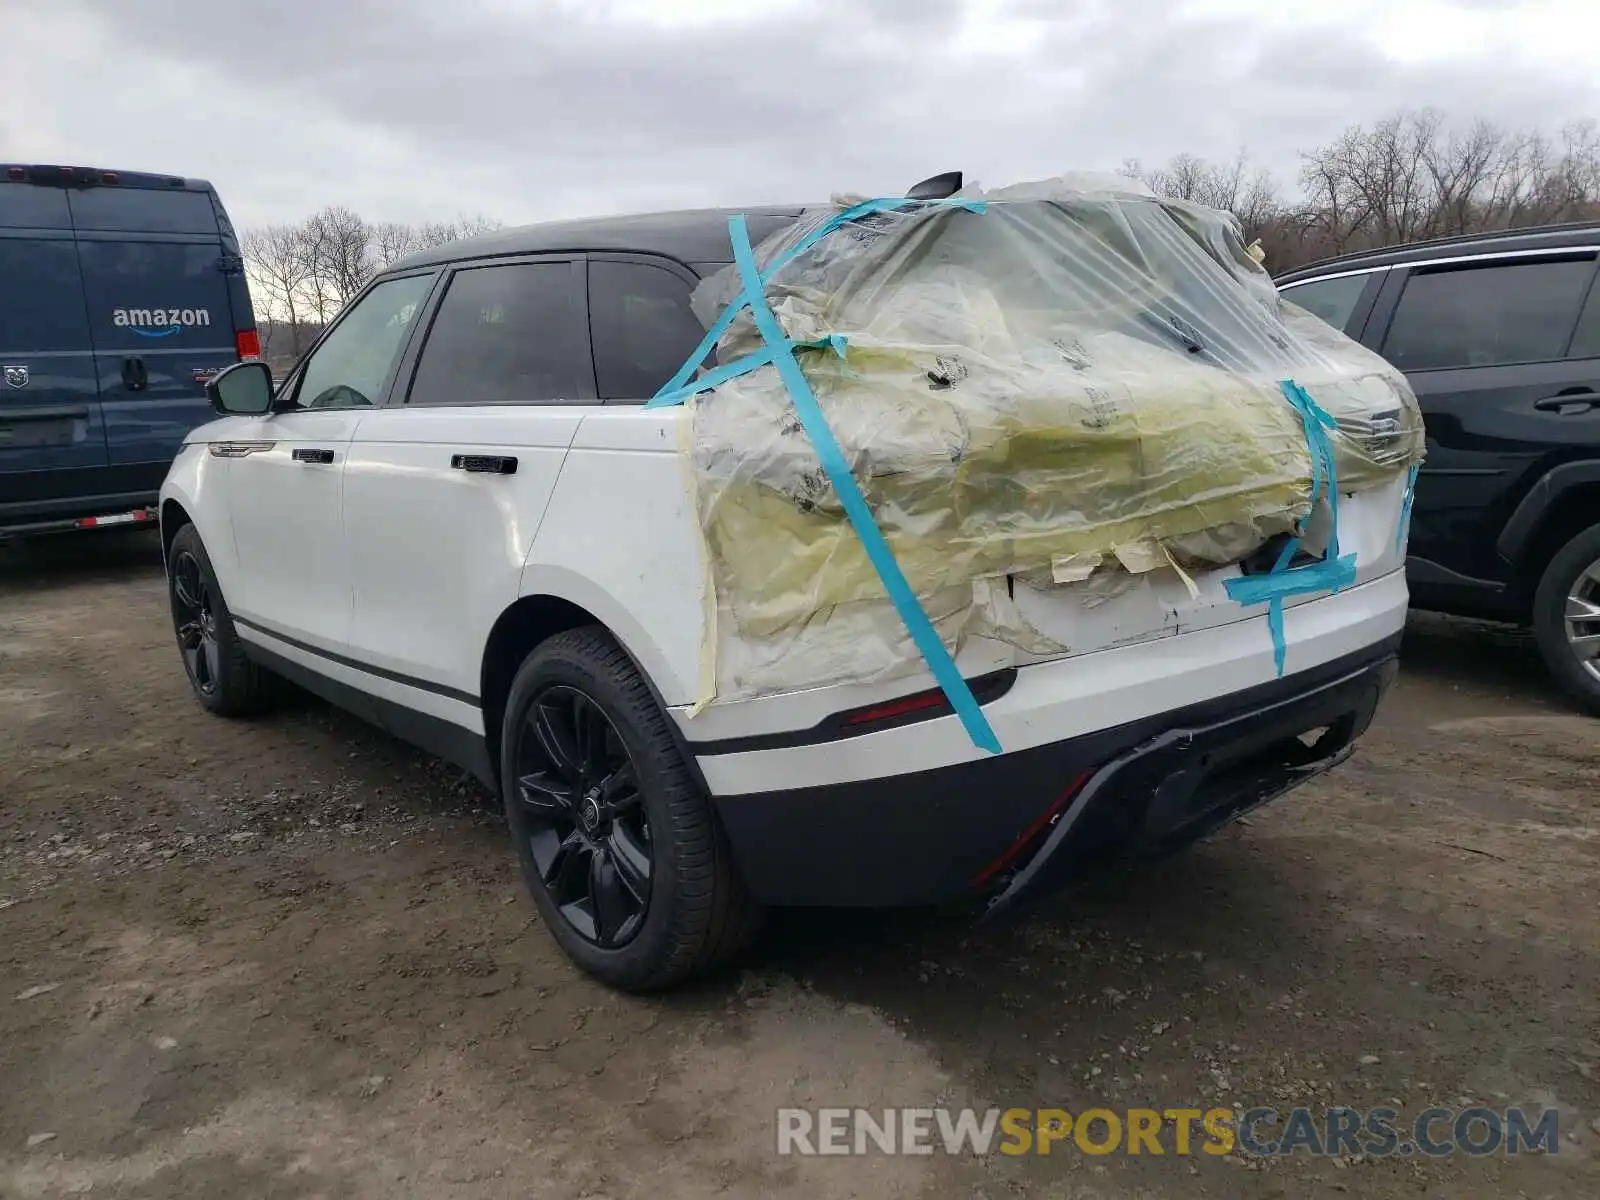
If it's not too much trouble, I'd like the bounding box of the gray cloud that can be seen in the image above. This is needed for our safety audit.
[4,0,1595,228]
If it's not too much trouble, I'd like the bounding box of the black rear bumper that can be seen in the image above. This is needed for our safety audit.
[710,634,1400,909]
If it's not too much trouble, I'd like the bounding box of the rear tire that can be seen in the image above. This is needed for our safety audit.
[166,523,274,717]
[500,626,760,991]
[1532,522,1600,716]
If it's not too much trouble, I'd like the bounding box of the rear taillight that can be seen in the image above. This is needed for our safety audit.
[236,329,261,359]
[842,689,946,726]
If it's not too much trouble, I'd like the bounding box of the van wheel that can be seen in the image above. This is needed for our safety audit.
[500,626,759,991]
[166,523,274,717]
[1532,523,1600,716]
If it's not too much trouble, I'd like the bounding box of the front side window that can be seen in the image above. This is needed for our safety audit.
[588,260,708,401]
[407,262,589,406]
[1382,257,1597,372]
[1278,273,1372,334]
[293,274,435,409]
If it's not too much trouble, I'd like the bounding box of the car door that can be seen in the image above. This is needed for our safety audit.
[1363,251,1600,588]
[222,271,438,655]
[341,256,593,720]
[69,187,244,481]
[0,186,110,518]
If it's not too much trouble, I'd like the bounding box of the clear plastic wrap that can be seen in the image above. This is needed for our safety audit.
[681,176,1425,700]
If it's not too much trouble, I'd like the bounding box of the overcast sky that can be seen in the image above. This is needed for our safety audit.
[2,0,1595,230]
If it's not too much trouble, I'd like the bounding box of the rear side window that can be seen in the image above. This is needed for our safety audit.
[0,185,71,229]
[0,238,90,352]
[409,261,589,406]
[589,260,708,400]
[1279,273,1372,334]
[1568,277,1600,361]
[67,189,219,235]
[1382,257,1597,371]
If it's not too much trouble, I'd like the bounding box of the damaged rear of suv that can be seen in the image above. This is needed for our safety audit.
[665,173,1420,922]
[164,172,1422,990]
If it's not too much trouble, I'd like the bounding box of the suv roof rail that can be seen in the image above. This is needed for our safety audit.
[1286,218,1600,278]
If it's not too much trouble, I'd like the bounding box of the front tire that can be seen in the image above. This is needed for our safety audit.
[166,523,273,717]
[500,626,759,991]
[1532,523,1600,716]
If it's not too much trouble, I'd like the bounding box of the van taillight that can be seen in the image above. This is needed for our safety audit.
[236,330,261,359]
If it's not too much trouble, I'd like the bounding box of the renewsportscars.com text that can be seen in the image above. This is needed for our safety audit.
[776,1105,1560,1158]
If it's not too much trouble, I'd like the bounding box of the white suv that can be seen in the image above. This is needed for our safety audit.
[161,197,1411,991]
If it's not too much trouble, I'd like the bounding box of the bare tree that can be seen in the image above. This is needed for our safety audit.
[373,220,421,269]
[371,214,501,268]
[1296,110,1441,251]
[1288,110,1600,267]
[241,224,314,361]
[303,205,374,318]
[243,209,506,372]
[1122,149,1284,242]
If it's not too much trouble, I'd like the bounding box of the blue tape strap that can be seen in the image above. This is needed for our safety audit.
[649,345,781,407]
[1225,378,1357,676]
[1271,535,1300,574]
[1266,599,1287,677]
[1224,555,1357,607]
[1396,464,1420,552]
[761,195,986,282]
[649,334,851,409]
[646,196,984,408]
[647,299,744,407]
[725,214,1001,754]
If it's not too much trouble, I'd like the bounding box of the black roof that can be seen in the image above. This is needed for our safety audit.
[1275,219,1600,284]
[389,204,810,273]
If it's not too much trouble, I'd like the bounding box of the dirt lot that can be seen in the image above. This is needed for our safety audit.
[1,530,1597,1200]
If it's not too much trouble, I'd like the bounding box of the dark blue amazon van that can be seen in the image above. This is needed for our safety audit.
[0,164,257,536]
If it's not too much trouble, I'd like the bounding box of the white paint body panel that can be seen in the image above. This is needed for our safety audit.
[221,410,362,654]
[342,406,581,699]
[525,408,708,705]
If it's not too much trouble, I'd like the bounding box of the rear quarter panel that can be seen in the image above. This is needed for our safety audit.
[521,409,707,705]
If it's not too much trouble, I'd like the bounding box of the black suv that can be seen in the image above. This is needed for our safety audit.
[1277,223,1600,712]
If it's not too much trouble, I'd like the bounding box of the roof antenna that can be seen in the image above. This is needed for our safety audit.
[906,171,963,200]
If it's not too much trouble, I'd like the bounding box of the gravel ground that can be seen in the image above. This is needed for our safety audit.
[1,530,1597,1200]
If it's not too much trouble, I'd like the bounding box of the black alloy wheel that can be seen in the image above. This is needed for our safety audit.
[165,522,274,717]
[498,626,759,991]
[172,549,222,696]
[514,684,653,947]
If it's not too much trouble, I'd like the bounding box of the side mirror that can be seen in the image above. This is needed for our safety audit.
[206,360,275,416]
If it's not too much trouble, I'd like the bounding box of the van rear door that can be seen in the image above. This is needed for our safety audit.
[69,185,244,476]
[0,184,111,516]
